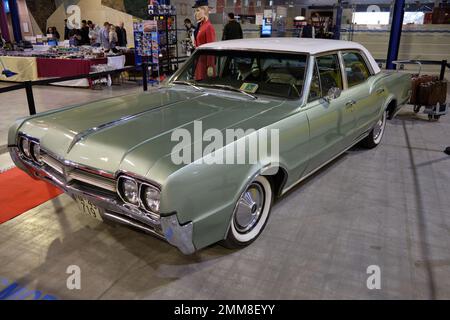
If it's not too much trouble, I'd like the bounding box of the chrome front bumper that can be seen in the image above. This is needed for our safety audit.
[9,147,196,255]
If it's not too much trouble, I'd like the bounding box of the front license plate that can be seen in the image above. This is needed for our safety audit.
[75,196,103,221]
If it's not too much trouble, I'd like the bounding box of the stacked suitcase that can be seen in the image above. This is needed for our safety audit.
[410,74,448,120]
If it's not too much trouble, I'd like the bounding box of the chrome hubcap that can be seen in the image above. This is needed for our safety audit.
[373,112,386,141]
[234,182,265,233]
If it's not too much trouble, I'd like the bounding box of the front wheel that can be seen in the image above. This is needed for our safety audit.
[222,176,273,249]
[362,109,387,149]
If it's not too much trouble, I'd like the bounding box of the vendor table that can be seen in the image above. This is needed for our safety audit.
[36,57,107,87]
[0,56,39,82]
[36,57,107,78]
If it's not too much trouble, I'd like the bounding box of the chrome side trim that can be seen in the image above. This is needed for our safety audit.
[281,133,369,195]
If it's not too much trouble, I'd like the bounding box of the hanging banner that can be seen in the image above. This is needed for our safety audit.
[256,14,263,26]
[209,0,217,14]
[264,9,272,18]
[216,0,224,14]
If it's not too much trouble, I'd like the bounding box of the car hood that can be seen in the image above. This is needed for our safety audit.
[18,87,297,184]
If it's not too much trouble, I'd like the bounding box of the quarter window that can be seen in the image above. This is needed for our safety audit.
[342,52,370,88]
[308,61,321,101]
[315,54,343,97]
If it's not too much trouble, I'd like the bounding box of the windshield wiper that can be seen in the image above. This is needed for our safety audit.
[173,80,204,92]
[200,84,257,100]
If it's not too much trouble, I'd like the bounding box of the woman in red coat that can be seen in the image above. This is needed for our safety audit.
[192,0,216,81]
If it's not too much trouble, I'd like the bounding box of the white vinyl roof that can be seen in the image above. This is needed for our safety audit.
[198,38,381,73]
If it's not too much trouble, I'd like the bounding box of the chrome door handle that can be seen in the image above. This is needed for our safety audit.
[346,100,356,109]
[376,88,385,94]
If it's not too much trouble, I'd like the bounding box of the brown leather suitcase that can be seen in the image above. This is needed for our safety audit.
[428,82,440,106]
[438,80,447,105]
[418,83,431,106]
[410,75,438,105]
[410,76,420,104]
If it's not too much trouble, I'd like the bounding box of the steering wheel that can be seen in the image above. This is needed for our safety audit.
[266,76,301,98]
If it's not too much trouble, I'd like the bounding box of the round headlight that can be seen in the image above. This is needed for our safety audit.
[121,179,139,205]
[31,142,43,165]
[20,137,31,158]
[143,186,160,213]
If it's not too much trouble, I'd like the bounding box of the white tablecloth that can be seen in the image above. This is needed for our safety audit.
[52,55,125,88]
[107,55,126,69]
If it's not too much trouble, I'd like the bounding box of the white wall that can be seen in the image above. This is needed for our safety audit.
[341,24,450,75]
[47,0,135,46]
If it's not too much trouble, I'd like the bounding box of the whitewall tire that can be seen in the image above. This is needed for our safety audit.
[222,175,273,248]
[362,109,387,149]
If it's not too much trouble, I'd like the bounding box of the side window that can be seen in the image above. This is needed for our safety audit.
[316,54,343,97]
[308,61,322,102]
[342,52,370,88]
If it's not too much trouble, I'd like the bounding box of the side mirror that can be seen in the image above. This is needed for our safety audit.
[324,87,341,102]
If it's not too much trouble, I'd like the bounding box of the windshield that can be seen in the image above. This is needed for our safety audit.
[172,50,308,100]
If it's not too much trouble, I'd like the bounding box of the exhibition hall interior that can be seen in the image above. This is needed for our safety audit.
[0,0,449,302]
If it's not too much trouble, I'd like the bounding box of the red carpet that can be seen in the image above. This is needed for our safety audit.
[0,168,63,224]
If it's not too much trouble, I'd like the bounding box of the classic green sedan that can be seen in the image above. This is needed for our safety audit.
[8,38,411,254]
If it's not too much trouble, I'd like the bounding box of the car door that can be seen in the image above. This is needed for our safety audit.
[303,53,356,175]
[340,50,382,138]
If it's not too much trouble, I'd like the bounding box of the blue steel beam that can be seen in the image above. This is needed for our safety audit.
[386,0,405,70]
[334,0,343,40]
[8,0,21,43]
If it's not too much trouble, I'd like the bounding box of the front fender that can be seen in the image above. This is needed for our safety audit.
[7,118,27,147]
[159,136,287,250]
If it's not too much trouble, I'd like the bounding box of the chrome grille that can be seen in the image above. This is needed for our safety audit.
[68,170,116,192]
[41,152,116,193]
[41,154,64,174]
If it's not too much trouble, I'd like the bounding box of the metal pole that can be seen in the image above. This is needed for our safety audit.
[334,0,343,40]
[7,0,22,43]
[439,60,447,81]
[142,62,148,92]
[25,81,36,115]
[386,0,405,70]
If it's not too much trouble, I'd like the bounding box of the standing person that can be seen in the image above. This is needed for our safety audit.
[53,27,61,40]
[182,18,196,56]
[87,20,101,46]
[301,18,315,38]
[80,20,90,45]
[192,0,216,80]
[69,29,82,47]
[64,19,70,40]
[222,12,243,40]
[109,24,118,51]
[99,22,110,50]
[115,22,127,47]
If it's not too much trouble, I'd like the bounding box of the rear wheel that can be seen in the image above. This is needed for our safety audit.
[222,176,273,249]
[362,109,387,149]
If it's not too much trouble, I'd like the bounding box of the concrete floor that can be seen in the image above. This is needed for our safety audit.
[0,84,449,299]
